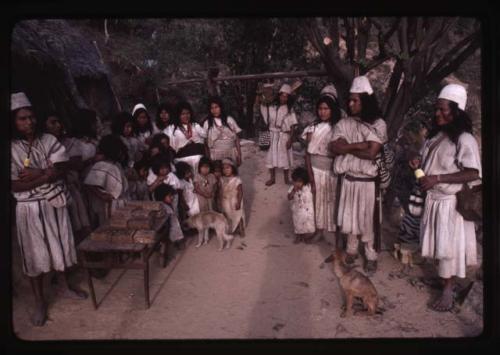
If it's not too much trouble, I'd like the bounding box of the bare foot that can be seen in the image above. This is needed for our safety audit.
[31,303,47,327]
[265,179,275,186]
[430,288,454,312]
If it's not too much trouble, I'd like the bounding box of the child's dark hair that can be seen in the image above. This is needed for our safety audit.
[97,134,128,167]
[154,183,177,202]
[175,161,193,179]
[133,157,150,174]
[291,167,310,185]
[151,153,171,175]
[198,156,212,173]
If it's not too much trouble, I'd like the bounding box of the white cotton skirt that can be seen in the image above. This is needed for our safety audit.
[337,178,375,241]
[420,191,477,278]
[15,199,77,277]
[311,158,337,232]
[266,131,293,169]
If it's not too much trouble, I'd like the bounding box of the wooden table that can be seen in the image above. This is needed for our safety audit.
[77,221,169,310]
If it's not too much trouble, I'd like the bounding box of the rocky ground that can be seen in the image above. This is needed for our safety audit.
[12,140,483,340]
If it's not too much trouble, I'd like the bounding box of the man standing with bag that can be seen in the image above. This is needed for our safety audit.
[416,83,481,312]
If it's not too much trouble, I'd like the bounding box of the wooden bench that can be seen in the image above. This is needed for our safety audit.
[77,220,169,310]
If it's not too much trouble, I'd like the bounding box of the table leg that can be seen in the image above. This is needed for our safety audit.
[86,267,98,310]
[144,254,150,309]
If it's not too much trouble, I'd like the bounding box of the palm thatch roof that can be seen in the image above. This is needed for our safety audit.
[11,19,119,128]
[12,19,108,80]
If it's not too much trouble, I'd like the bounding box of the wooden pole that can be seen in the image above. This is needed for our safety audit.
[93,40,122,111]
[161,69,328,88]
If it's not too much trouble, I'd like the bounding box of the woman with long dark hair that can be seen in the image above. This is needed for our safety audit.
[415,84,481,312]
[259,83,299,185]
[153,103,174,134]
[301,94,342,243]
[111,111,148,169]
[165,101,207,176]
[202,96,242,165]
[10,93,87,327]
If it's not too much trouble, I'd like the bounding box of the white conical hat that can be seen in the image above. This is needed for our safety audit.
[279,84,292,95]
[132,103,147,116]
[11,92,32,111]
[320,84,338,100]
[349,76,373,95]
[438,83,467,110]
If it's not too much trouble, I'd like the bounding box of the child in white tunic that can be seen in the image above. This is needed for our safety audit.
[288,167,315,243]
[220,158,245,236]
[175,161,200,218]
[417,83,481,312]
[260,84,298,185]
[154,184,185,248]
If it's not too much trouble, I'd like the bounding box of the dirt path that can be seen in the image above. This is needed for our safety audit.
[12,141,483,339]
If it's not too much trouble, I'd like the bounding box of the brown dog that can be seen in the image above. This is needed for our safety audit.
[324,249,379,318]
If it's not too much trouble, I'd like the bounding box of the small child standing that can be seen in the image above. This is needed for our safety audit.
[128,158,151,201]
[194,157,217,212]
[154,184,184,250]
[175,161,200,219]
[220,158,245,237]
[288,167,316,243]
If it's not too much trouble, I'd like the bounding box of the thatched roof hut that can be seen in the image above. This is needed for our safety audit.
[11,19,119,131]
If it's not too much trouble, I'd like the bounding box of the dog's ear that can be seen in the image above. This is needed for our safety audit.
[324,254,334,263]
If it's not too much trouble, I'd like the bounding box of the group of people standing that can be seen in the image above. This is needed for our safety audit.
[10,73,481,327]
[268,77,481,313]
[10,93,246,326]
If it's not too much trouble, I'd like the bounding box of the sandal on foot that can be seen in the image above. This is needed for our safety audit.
[364,260,378,273]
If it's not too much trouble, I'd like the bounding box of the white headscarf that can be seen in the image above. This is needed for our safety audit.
[438,84,467,110]
[132,103,147,116]
[320,84,338,100]
[11,92,32,111]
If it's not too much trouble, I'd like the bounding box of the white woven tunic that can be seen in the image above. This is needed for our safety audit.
[302,122,337,232]
[332,117,387,240]
[11,134,77,277]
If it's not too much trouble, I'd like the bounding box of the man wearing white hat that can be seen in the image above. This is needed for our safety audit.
[260,83,299,185]
[330,76,387,273]
[11,92,87,326]
[415,83,481,312]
